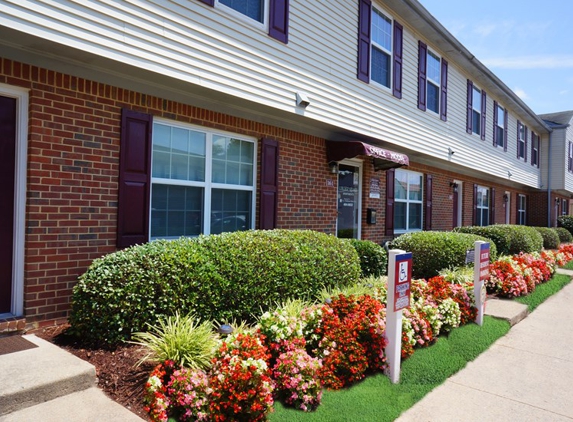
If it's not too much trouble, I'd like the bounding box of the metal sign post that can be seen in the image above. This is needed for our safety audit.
[385,249,412,384]
[473,241,490,326]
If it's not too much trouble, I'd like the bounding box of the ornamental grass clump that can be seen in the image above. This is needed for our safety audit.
[131,313,218,370]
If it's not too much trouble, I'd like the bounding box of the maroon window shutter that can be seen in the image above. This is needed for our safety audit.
[425,174,433,230]
[490,187,496,225]
[259,137,279,229]
[516,120,521,159]
[524,126,528,162]
[417,41,427,111]
[440,58,448,121]
[357,0,372,83]
[493,101,498,147]
[117,109,152,248]
[385,168,395,236]
[269,0,289,44]
[503,107,508,152]
[466,79,473,134]
[481,90,487,140]
[473,184,478,225]
[392,21,403,99]
[198,0,214,6]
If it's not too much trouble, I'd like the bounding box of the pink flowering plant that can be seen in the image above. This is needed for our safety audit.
[272,346,323,411]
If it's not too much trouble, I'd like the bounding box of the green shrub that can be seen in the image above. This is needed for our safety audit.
[70,230,360,346]
[131,313,218,368]
[555,227,573,243]
[453,226,512,256]
[532,227,560,250]
[558,215,573,236]
[345,239,388,277]
[389,231,497,279]
[493,224,543,254]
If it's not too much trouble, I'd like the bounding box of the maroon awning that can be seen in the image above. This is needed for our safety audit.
[326,140,409,171]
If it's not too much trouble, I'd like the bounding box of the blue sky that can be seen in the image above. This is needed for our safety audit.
[418,0,573,115]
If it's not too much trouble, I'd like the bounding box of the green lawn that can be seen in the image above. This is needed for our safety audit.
[271,271,572,422]
[270,316,509,422]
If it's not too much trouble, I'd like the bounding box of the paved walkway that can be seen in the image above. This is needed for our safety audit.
[397,269,573,421]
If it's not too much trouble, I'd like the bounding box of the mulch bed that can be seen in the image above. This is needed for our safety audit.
[28,324,151,420]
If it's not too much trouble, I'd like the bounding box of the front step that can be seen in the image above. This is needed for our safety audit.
[0,335,95,416]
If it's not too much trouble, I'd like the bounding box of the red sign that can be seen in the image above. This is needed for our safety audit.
[393,253,412,312]
[479,244,490,282]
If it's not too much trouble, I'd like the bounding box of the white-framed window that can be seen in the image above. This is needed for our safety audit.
[476,185,490,226]
[568,142,573,173]
[426,49,441,114]
[472,86,482,136]
[562,198,569,216]
[371,6,393,89]
[217,0,268,26]
[495,105,506,148]
[394,169,423,232]
[518,122,526,160]
[150,120,256,239]
[518,194,527,225]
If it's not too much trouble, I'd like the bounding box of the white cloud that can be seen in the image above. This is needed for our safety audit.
[482,55,573,69]
[513,88,528,100]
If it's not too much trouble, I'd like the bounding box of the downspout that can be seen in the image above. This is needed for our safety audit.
[548,131,552,227]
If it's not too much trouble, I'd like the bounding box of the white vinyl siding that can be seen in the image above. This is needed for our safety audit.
[0,1,544,188]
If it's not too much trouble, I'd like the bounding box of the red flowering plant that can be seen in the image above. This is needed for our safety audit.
[486,256,528,298]
[449,282,477,325]
[313,294,388,390]
[208,332,274,422]
[558,243,573,261]
[144,360,176,422]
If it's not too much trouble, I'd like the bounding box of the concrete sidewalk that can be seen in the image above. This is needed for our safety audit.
[397,268,573,421]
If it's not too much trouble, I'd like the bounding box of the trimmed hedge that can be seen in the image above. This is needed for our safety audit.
[532,227,560,250]
[555,227,573,243]
[69,230,360,346]
[558,215,573,236]
[389,231,497,279]
[345,239,388,277]
[453,226,512,256]
[492,224,544,254]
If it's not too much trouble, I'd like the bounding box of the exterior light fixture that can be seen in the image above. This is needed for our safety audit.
[295,91,310,108]
[503,194,509,203]
[329,161,338,174]
[217,324,234,336]
[448,147,455,156]
[449,182,458,193]
[508,171,513,178]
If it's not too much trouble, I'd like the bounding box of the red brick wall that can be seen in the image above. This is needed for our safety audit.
[0,56,551,328]
[0,57,339,327]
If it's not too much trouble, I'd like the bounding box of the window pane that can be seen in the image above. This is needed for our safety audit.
[427,82,439,113]
[211,137,255,186]
[409,203,422,230]
[371,47,390,87]
[408,173,422,201]
[472,110,481,135]
[219,0,263,23]
[481,209,489,226]
[372,8,392,51]
[394,202,406,230]
[151,184,203,238]
[394,171,408,200]
[427,51,441,84]
[497,127,504,147]
[152,123,206,181]
[210,189,251,234]
[472,87,481,111]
